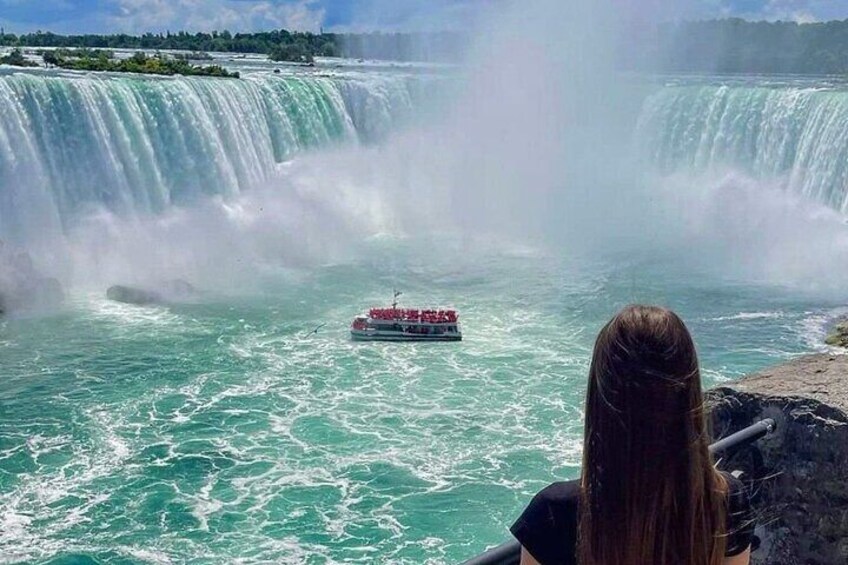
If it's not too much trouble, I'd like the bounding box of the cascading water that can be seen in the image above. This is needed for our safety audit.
[0,69,425,244]
[636,80,848,212]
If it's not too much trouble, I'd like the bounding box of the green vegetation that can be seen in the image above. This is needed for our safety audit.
[826,321,848,347]
[0,29,338,63]
[0,48,38,67]
[0,29,464,64]
[172,51,213,61]
[40,48,110,66]
[268,43,316,64]
[44,50,239,78]
[12,20,848,72]
[655,19,848,75]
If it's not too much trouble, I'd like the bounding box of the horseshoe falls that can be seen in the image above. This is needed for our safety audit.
[3,58,848,564]
[637,79,848,212]
[0,69,423,243]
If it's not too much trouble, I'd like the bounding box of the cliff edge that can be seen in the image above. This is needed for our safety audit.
[709,354,848,565]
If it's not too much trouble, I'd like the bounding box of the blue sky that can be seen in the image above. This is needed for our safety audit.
[0,0,846,34]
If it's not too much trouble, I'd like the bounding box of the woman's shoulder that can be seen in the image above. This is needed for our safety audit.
[530,480,581,506]
[511,473,756,562]
[512,480,581,529]
[510,480,580,565]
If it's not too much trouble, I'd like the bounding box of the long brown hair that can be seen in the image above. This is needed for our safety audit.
[578,305,727,565]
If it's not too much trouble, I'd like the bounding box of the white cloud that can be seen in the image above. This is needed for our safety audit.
[107,0,325,33]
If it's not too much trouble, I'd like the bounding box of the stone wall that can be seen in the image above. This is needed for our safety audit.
[709,354,848,565]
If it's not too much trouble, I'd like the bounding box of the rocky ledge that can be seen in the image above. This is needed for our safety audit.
[708,354,848,565]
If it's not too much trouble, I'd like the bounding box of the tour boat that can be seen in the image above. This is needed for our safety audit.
[351,292,462,342]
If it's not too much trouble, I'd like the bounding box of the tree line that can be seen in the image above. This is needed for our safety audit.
[46,50,239,78]
[0,29,463,64]
[8,20,848,72]
[650,19,848,75]
[0,47,239,77]
[0,29,335,61]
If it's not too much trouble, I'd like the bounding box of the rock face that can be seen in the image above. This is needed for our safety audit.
[708,354,848,565]
[106,280,197,306]
[825,322,848,348]
[106,285,162,305]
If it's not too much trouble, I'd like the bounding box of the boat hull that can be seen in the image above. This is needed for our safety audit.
[351,331,461,342]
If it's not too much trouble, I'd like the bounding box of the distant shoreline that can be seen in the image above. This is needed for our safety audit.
[0,29,465,65]
[647,19,848,76]
[0,48,240,78]
[6,19,848,73]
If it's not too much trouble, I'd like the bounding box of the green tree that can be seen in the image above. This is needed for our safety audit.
[0,48,38,67]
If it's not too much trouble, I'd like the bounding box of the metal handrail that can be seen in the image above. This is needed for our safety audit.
[461,418,777,565]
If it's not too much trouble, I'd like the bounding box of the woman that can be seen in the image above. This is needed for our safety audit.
[511,305,754,565]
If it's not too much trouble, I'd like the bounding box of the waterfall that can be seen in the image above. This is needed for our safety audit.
[7,69,848,265]
[0,70,424,242]
[636,82,848,212]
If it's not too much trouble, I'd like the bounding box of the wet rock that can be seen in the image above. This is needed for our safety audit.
[106,285,162,306]
[106,280,198,306]
[826,321,848,348]
[708,354,848,565]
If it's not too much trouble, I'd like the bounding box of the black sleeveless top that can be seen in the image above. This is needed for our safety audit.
[511,472,755,565]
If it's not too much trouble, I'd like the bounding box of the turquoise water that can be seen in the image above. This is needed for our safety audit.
[0,249,832,563]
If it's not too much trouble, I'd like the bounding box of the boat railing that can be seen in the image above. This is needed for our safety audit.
[460,418,777,565]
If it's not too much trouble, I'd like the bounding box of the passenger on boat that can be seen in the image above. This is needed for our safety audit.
[512,305,753,565]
